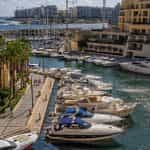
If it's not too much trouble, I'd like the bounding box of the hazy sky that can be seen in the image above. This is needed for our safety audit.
[0,0,121,17]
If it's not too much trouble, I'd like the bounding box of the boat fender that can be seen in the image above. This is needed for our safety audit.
[75,107,80,115]
[54,124,61,131]
[91,105,96,112]
[72,116,76,124]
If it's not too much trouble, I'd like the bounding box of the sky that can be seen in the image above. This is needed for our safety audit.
[0,0,121,17]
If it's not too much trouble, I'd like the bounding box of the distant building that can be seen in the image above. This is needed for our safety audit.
[70,4,120,25]
[15,5,57,19]
[71,6,101,19]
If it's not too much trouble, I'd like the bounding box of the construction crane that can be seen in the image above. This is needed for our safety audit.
[102,0,106,29]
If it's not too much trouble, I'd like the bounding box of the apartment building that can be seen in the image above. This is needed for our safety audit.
[15,5,57,19]
[70,4,120,25]
[119,0,150,58]
[70,0,150,58]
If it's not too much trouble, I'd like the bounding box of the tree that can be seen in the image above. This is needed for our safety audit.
[4,41,20,97]
[18,38,31,88]
[0,35,6,89]
[0,37,31,113]
[0,35,5,49]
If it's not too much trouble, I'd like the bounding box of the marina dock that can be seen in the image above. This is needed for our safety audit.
[27,77,55,134]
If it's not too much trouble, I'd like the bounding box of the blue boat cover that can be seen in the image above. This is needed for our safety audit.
[64,107,93,117]
[59,116,91,129]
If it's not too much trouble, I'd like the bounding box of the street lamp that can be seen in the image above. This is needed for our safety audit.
[30,75,34,109]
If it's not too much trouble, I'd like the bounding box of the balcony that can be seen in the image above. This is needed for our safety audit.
[128,43,143,51]
[88,38,127,45]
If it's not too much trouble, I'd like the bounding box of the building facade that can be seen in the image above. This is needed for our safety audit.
[15,5,57,19]
[70,4,120,25]
[70,0,150,58]
[119,0,150,58]
[86,30,128,56]
[70,30,128,57]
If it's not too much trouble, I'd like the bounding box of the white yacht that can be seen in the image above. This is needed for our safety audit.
[84,74,102,80]
[46,116,124,143]
[29,63,39,69]
[0,132,38,150]
[58,107,123,124]
[120,62,150,75]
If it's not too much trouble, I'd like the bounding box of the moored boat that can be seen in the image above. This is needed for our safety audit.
[56,97,138,117]
[57,107,124,124]
[0,132,38,150]
[120,62,150,75]
[46,116,124,143]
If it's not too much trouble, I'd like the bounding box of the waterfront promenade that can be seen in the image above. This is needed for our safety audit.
[0,73,54,138]
[27,77,54,133]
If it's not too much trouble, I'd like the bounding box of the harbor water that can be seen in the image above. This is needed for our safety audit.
[30,56,150,150]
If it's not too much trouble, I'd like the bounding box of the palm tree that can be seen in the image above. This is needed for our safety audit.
[0,35,6,89]
[0,35,5,49]
[0,36,31,113]
[5,40,23,97]
[5,39,31,96]
[18,38,31,88]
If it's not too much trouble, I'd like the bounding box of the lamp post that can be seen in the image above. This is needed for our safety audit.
[30,75,34,109]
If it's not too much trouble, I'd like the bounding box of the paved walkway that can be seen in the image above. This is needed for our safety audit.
[27,77,54,134]
[0,73,53,138]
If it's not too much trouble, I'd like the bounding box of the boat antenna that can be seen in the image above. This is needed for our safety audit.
[65,0,69,51]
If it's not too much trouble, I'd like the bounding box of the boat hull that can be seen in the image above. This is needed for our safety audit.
[6,133,38,150]
[46,134,120,143]
[83,114,123,124]
[120,63,150,75]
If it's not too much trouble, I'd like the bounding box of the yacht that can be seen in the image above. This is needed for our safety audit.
[0,140,17,149]
[46,116,124,143]
[100,60,118,67]
[141,61,150,68]
[60,107,124,124]
[120,62,150,75]
[62,96,124,106]
[88,79,112,90]
[0,132,38,150]
[56,96,138,117]
[84,74,102,80]
[29,63,39,69]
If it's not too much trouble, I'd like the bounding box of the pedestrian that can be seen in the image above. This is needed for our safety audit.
[28,108,32,116]
[38,113,41,121]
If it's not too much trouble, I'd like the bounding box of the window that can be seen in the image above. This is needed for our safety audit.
[143,11,148,17]
[134,11,138,16]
